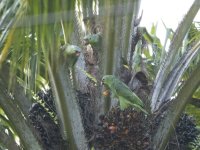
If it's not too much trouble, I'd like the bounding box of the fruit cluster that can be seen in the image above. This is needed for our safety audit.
[93,107,151,150]
[28,90,67,150]
[166,113,199,150]
[37,89,56,116]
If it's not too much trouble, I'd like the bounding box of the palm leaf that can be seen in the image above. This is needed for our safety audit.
[151,0,200,111]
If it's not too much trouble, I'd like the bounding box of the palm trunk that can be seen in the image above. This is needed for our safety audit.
[48,62,88,150]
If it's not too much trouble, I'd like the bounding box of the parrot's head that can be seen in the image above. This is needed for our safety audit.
[63,45,81,58]
[60,44,81,67]
[101,75,114,87]
[101,75,114,97]
[83,33,101,45]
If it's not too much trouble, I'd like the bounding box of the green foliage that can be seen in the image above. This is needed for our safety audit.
[0,0,83,149]
[0,0,199,149]
[194,87,200,98]
[0,109,15,140]
[188,133,200,150]
[186,104,200,126]
[133,25,171,80]
[188,22,200,45]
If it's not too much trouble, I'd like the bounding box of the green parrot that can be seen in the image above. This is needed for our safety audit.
[61,44,81,67]
[83,33,101,47]
[102,75,148,114]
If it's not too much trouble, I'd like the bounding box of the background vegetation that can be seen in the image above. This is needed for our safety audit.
[0,0,200,149]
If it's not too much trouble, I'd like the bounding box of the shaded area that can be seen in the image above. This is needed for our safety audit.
[152,110,199,150]
[93,108,151,150]
[29,102,67,150]
[28,89,200,150]
[166,113,199,150]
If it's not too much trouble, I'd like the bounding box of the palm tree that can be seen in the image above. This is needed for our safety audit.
[0,0,199,149]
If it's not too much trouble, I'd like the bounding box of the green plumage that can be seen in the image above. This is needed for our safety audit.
[61,44,81,67]
[102,75,148,114]
[83,33,101,47]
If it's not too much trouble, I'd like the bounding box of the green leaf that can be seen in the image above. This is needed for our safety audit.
[193,86,200,98]
[150,23,157,36]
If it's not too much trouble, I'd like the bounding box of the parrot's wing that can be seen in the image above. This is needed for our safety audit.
[129,103,149,114]
[119,97,130,110]
[114,81,144,106]
[106,80,118,97]
[119,96,148,114]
